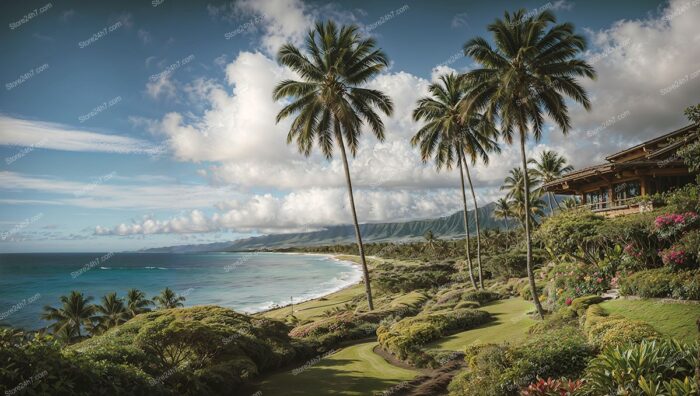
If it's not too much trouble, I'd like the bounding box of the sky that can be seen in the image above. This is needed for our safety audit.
[0,0,698,253]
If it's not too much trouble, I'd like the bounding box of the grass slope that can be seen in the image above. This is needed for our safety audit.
[600,299,700,343]
[429,298,535,351]
[258,342,418,396]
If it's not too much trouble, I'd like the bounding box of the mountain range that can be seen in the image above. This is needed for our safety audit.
[140,201,523,253]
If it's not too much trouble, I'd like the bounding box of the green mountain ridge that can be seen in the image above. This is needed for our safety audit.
[141,201,521,253]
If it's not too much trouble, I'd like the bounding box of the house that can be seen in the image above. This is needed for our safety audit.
[543,124,698,217]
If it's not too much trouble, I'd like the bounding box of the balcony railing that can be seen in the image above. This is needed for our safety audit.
[577,196,644,212]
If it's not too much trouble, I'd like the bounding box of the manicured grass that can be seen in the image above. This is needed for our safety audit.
[261,255,421,321]
[600,299,700,343]
[262,282,365,321]
[258,342,418,396]
[428,298,535,351]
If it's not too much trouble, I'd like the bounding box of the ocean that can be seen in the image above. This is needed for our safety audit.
[0,252,362,330]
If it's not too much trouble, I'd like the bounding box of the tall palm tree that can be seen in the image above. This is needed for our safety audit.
[493,197,513,233]
[126,288,153,318]
[411,73,497,289]
[95,292,129,332]
[273,21,394,310]
[153,287,185,309]
[511,190,546,227]
[41,291,96,342]
[531,150,573,214]
[461,9,595,318]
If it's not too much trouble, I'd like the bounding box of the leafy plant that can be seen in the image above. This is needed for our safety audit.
[582,339,698,395]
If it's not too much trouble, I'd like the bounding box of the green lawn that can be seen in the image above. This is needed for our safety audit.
[600,299,700,343]
[257,342,418,396]
[429,298,535,351]
[262,282,365,321]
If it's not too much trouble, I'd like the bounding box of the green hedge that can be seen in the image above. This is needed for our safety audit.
[619,268,700,299]
[447,327,595,396]
[377,308,491,365]
[581,305,660,349]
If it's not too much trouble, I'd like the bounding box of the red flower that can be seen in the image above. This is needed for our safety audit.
[565,297,572,306]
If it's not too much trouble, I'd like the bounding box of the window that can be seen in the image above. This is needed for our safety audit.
[613,180,641,204]
[585,188,608,210]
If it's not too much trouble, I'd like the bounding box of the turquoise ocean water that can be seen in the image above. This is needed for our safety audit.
[0,252,361,330]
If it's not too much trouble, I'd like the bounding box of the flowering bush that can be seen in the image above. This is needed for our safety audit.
[654,212,699,240]
[521,377,584,396]
[549,263,610,301]
[660,246,693,269]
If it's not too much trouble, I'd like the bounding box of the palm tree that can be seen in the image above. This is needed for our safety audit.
[423,230,437,252]
[273,21,394,310]
[531,150,573,214]
[562,196,579,209]
[493,197,514,233]
[41,291,96,342]
[126,288,153,317]
[153,287,185,309]
[461,9,595,318]
[95,292,129,333]
[511,190,546,227]
[411,73,497,289]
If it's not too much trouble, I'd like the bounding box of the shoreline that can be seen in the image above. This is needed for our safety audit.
[251,253,363,316]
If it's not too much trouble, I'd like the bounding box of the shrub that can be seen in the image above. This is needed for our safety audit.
[583,339,699,395]
[654,211,699,240]
[599,212,663,270]
[535,210,606,265]
[447,328,594,396]
[619,268,700,299]
[519,283,545,300]
[581,305,659,349]
[69,306,306,395]
[374,262,456,292]
[378,309,491,365]
[463,290,502,305]
[659,245,694,269]
[520,377,583,396]
[569,295,604,315]
[0,329,166,396]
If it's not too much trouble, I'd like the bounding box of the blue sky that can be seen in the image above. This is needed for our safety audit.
[1,0,698,252]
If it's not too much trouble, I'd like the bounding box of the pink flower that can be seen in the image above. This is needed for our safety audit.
[565,297,572,306]
[596,277,603,283]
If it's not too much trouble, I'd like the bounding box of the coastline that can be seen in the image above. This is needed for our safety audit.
[252,253,363,316]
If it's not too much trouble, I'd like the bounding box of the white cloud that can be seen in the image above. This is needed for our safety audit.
[0,116,162,155]
[0,171,239,210]
[551,0,700,168]
[234,0,313,55]
[145,74,177,100]
[94,187,468,235]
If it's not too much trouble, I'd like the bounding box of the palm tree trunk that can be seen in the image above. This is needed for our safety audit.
[462,153,483,289]
[504,213,510,249]
[336,129,374,311]
[519,132,545,320]
[457,154,478,289]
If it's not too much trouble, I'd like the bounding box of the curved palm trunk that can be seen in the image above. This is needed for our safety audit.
[504,213,510,249]
[519,132,545,320]
[336,130,374,311]
[457,155,478,289]
[462,153,483,289]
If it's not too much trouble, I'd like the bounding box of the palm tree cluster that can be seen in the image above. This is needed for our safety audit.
[41,287,184,343]
[274,10,594,319]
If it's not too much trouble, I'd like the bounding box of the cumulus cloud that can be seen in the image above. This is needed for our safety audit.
[550,0,700,167]
[94,187,468,235]
[97,0,700,237]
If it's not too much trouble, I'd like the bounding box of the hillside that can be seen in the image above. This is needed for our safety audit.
[141,202,521,253]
